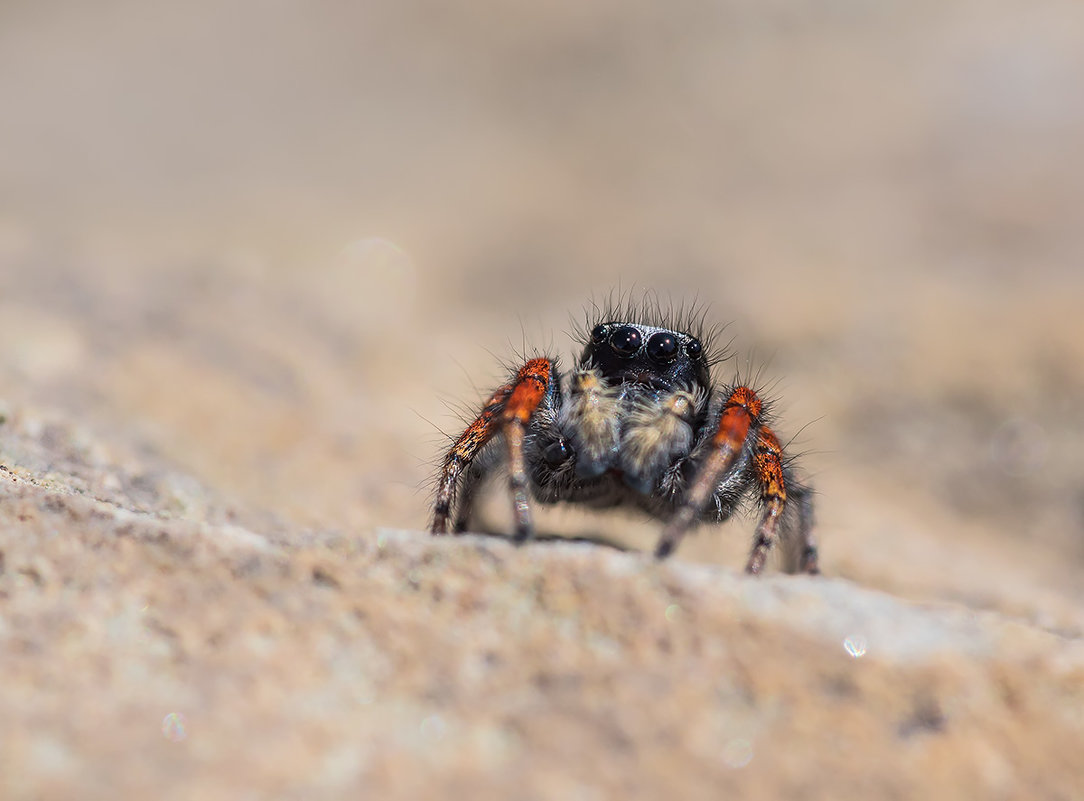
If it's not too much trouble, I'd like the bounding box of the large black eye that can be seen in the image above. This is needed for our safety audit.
[646,332,679,363]
[590,324,607,344]
[686,338,703,359]
[609,326,642,357]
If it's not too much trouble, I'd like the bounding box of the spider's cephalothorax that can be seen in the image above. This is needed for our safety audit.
[430,304,819,575]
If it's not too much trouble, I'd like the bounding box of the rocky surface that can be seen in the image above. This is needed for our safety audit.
[1,413,1082,800]
[3,1,1084,799]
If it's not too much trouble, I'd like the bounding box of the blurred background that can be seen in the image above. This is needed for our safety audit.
[1,0,1082,618]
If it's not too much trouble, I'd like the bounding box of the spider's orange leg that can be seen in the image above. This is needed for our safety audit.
[430,358,553,540]
[498,358,552,541]
[744,427,787,574]
[655,386,762,559]
[746,427,820,575]
[431,384,513,534]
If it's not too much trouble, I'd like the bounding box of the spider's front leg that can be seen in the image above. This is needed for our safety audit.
[654,386,760,560]
[430,358,553,541]
[654,386,817,575]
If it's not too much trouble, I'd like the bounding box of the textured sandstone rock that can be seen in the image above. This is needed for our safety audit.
[1,413,1082,800]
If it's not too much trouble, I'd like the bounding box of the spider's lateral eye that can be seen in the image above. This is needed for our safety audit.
[609,326,642,357]
[686,338,703,359]
[646,332,679,363]
[590,324,607,344]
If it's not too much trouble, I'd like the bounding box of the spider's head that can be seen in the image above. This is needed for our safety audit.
[579,322,710,392]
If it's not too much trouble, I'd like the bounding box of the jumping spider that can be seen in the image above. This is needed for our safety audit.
[431,301,819,574]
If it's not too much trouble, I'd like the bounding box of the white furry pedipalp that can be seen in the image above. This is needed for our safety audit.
[561,369,621,477]
[619,388,704,493]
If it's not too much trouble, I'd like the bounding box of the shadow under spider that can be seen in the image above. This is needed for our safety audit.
[464,529,634,553]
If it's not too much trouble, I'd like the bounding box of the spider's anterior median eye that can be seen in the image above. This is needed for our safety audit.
[590,324,607,344]
[646,332,679,363]
[609,326,642,357]
[686,338,703,359]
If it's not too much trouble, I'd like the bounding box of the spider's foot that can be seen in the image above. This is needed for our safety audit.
[654,536,676,560]
[511,517,534,544]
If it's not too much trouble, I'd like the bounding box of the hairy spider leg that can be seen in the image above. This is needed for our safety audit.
[498,358,553,541]
[744,427,788,574]
[654,386,763,560]
[451,460,487,533]
[430,358,553,540]
[430,384,514,534]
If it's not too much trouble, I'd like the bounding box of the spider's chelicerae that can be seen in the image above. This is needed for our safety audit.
[431,301,819,575]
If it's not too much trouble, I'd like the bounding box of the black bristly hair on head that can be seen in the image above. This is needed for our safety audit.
[569,289,730,371]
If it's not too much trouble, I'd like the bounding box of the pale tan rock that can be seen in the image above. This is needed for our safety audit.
[1,413,1082,800]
